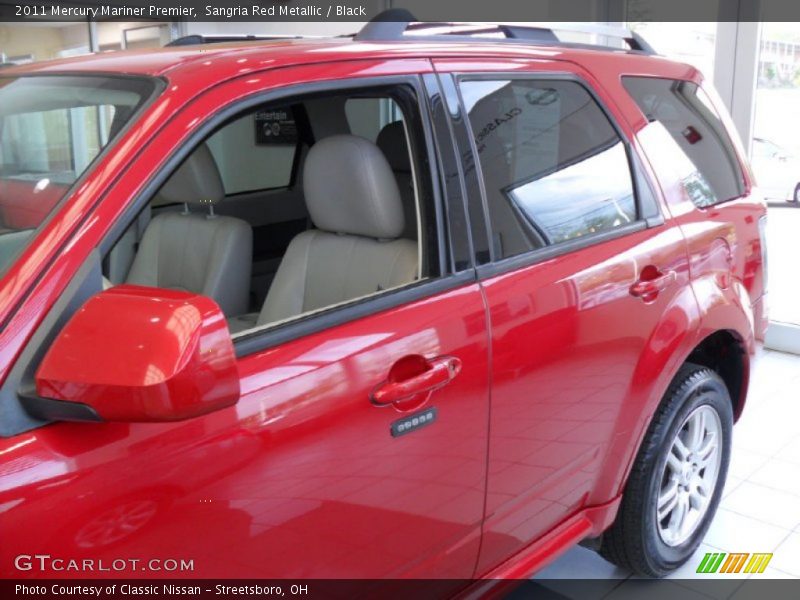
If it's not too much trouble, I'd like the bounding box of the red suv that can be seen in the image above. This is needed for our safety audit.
[0,16,767,589]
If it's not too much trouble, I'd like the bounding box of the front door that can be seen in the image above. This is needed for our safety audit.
[0,63,490,588]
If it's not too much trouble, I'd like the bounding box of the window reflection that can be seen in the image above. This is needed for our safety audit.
[460,78,637,258]
[0,76,155,279]
[508,142,635,244]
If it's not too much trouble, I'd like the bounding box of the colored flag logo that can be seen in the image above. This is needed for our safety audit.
[696,552,773,574]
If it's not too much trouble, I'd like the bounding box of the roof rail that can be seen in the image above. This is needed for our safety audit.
[165,34,311,47]
[354,10,656,55]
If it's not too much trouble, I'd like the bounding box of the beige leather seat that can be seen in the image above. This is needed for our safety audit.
[255,134,418,326]
[126,144,252,317]
[376,121,417,240]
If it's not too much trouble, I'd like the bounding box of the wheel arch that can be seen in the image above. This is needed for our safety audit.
[589,281,753,506]
[684,329,749,422]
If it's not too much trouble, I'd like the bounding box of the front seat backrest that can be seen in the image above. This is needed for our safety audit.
[376,121,417,240]
[126,144,252,317]
[258,134,418,326]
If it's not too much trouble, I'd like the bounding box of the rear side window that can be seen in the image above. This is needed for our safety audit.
[622,77,745,208]
[459,78,636,260]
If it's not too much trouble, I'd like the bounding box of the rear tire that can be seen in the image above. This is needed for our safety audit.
[598,363,732,577]
[793,183,800,203]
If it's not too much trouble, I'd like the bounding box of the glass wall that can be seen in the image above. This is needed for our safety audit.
[752,23,800,198]
[753,23,800,328]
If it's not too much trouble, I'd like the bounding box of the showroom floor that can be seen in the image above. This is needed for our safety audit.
[532,346,800,595]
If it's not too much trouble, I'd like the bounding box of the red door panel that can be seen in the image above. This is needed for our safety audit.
[221,284,491,580]
[0,283,490,582]
[474,226,690,573]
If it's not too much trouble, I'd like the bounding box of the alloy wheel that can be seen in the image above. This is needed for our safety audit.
[656,404,723,547]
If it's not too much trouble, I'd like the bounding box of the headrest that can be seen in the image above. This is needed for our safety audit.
[157,144,225,206]
[376,121,411,173]
[303,135,404,239]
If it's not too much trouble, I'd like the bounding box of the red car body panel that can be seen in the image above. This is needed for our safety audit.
[0,38,766,583]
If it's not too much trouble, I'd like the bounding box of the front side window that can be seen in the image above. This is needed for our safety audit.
[459,78,636,260]
[105,83,435,339]
[0,75,157,274]
[622,76,745,208]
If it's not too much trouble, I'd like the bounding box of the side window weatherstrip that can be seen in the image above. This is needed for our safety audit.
[475,220,648,281]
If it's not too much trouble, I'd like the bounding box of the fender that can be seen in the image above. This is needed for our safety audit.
[692,276,755,356]
[588,273,752,505]
[587,277,700,504]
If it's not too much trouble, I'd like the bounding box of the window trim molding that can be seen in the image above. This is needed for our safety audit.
[234,270,476,358]
[421,73,475,274]
[476,220,648,281]
[451,70,662,269]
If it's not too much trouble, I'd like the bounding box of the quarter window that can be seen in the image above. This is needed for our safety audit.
[459,78,636,260]
[622,77,745,208]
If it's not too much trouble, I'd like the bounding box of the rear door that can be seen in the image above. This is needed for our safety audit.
[433,59,693,573]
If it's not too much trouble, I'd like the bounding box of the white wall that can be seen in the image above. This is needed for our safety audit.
[206,113,296,194]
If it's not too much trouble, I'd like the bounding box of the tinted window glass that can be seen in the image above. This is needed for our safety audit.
[622,77,745,208]
[460,79,636,259]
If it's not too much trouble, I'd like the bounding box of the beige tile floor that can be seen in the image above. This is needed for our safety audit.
[532,346,800,594]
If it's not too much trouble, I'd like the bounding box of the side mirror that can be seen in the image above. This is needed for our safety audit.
[30,285,240,422]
